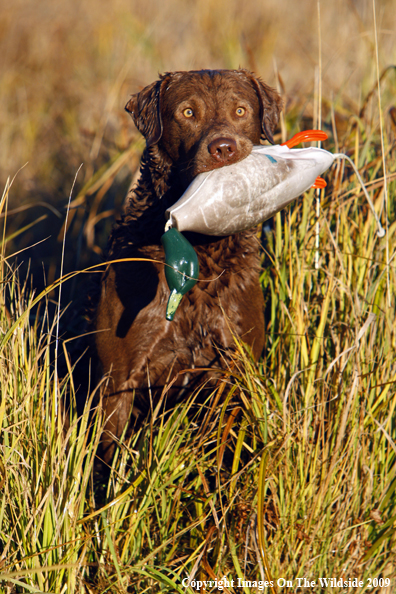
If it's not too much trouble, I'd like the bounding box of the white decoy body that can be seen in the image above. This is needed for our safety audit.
[166,144,335,236]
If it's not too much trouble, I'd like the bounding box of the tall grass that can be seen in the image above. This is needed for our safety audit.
[1,100,396,591]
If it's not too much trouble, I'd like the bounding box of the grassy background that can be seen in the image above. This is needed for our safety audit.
[1,0,395,285]
[1,0,396,592]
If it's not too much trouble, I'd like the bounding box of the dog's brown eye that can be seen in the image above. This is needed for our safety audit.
[236,107,246,117]
[183,108,194,118]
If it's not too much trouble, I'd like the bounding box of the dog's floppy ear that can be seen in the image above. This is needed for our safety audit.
[125,76,170,147]
[247,73,283,145]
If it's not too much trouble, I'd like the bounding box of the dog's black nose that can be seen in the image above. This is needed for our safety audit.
[208,137,237,162]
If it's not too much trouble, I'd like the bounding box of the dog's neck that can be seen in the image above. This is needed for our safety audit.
[145,145,175,199]
[127,144,185,212]
[133,145,175,202]
[107,145,183,253]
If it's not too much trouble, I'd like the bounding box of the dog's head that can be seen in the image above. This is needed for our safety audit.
[125,69,282,182]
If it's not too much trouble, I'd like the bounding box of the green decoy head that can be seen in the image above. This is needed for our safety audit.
[161,227,199,321]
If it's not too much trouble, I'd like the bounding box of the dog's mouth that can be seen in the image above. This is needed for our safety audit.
[193,136,254,177]
[171,135,255,197]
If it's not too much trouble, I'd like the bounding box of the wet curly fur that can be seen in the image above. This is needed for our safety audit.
[91,69,282,461]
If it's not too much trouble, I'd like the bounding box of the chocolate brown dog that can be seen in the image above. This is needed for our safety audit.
[92,69,282,461]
